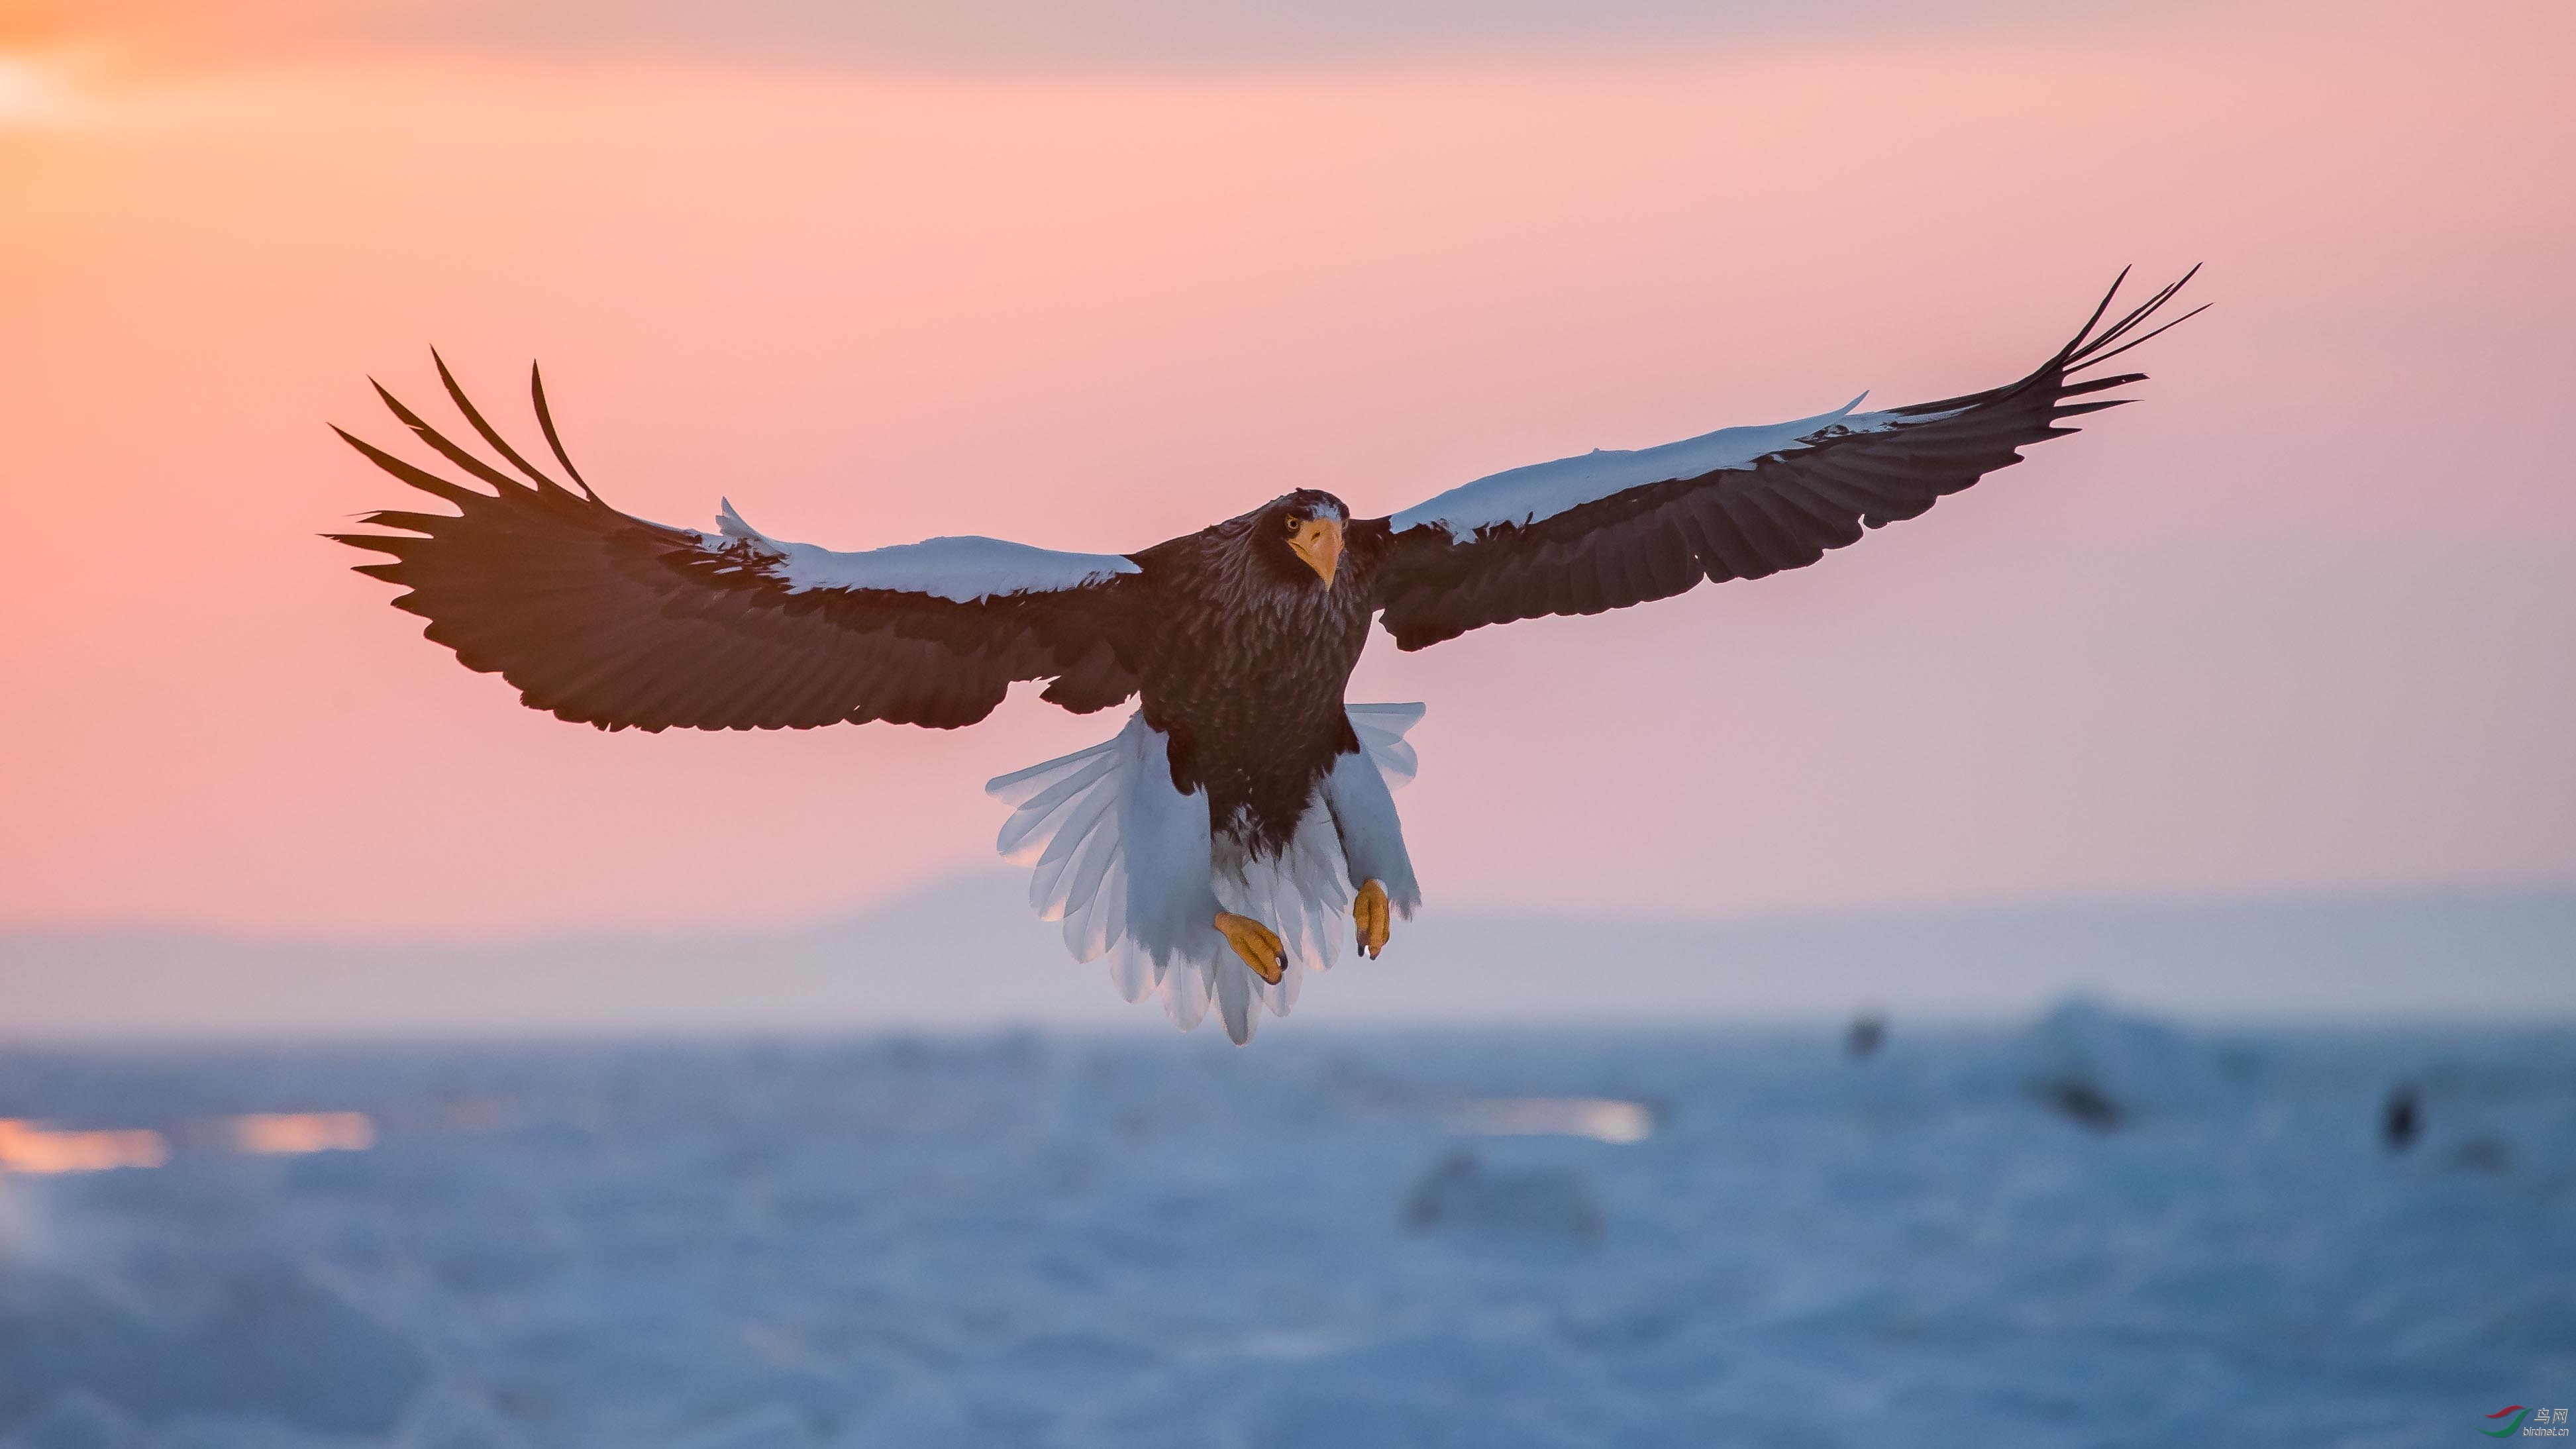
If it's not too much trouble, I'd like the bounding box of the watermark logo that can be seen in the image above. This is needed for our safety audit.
[2486,1406,2571,1438]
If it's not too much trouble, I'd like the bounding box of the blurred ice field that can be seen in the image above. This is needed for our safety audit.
[1,1004,2569,1448]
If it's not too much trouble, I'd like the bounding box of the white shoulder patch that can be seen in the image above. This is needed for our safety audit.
[703,500,1138,605]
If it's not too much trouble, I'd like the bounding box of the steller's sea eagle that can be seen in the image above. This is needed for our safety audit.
[333,270,2200,1042]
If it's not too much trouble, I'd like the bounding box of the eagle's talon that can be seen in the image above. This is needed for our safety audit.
[1215,911,1286,984]
[1354,879,1391,958]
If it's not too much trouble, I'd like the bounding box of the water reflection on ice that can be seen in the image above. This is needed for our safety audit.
[1443,1097,1655,1144]
[0,1119,167,1174]
[227,1111,377,1156]
[0,1111,380,1175]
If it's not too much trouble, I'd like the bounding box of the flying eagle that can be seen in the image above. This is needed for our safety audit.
[333,270,2199,1042]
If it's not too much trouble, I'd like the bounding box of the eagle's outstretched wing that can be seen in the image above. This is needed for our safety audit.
[1358,269,2202,650]
[330,361,1146,731]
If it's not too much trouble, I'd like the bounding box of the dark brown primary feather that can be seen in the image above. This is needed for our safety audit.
[328,361,1145,732]
[1359,269,2204,650]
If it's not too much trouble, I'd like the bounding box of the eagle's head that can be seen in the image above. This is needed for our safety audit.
[1257,489,1349,590]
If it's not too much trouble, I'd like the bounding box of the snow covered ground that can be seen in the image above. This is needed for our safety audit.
[1,1004,2569,1448]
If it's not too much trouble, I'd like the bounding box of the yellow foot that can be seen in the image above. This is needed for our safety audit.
[1353,879,1392,959]
[1214,911,1286,984]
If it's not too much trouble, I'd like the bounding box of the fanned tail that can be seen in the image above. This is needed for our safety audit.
[986,705,1426,1043]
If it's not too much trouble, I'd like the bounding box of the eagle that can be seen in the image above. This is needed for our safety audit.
[333,270,2200,1043]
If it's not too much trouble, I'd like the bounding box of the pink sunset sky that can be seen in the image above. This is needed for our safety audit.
[0,0,2568,940]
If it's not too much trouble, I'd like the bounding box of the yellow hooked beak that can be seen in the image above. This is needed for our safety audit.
[1288,516,1345,589]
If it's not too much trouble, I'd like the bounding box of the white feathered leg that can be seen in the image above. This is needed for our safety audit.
[1323,721,1423,917]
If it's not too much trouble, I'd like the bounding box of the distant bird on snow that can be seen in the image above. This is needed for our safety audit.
[333,270,2200,1043]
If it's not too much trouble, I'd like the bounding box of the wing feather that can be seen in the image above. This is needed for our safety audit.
[331,364,1147,731]
[1364,270,2201,650]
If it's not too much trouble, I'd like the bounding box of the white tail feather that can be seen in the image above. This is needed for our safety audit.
[1164,952,1212,1031]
